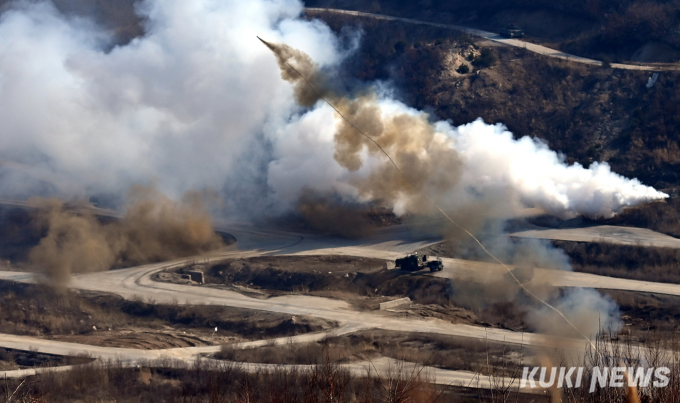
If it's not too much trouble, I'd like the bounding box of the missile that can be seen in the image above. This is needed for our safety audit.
[256,36,274,51]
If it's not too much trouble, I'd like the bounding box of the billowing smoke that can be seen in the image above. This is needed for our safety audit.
[29,186,225,287]
[0,0,665,220]
[259,37,653,339]
[262,39,463,218]
[29,199,115,286]
[297,189,383,238]
[446,235,621,338]
[450,121,667,219]
[0,0,350,205]
[262,37,630,339]
[261,39,666,220]
[0,0,666,339]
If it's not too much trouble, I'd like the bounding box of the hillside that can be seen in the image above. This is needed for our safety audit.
[306,0,680,63]
[314,11,680,192]
[2,1,678,192]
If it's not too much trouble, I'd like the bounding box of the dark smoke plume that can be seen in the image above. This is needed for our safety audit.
[297,189,377,239]
[263,39,623,341]
[262,39,463,218]
[28,186,225,287]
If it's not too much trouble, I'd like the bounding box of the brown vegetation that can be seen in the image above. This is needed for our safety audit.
[602,290,680,342]
[596,197,680,238]
[17,0,680,65]
[315,13,680,191]
[202,255,392,296]
[216,330,525,377]
[309,0,680,62]
[0,348,92,371]
[558,333,680,402]
[0,353,537,403]
[0,280,334,345]
[165,255,530,332]
[554,240,680,284]
[5,335,680,402]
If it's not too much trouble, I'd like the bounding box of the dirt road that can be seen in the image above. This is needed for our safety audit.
[0,223,646,349]
[305,8,678,71]
[510,225,680,248]
[0,331,531,392]
[1,221,679,385]
[428,256,680,296]
[0,225,585,351]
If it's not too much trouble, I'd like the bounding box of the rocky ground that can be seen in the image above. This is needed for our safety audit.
[157,255,523,331]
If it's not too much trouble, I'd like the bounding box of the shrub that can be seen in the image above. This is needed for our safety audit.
[472,47,496,68]
[456,64,470,74]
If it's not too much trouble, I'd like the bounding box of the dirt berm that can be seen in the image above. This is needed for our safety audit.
[159,255,523,330]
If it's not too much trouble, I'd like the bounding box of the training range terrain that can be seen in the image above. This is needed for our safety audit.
[2,220,680,389]
[305,8,680,71]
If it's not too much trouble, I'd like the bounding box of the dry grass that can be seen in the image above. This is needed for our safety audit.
[8,331,680,402]
[173,255,532,333]
[10,335,680,402]
[601,290,680,342]
[320,10,680,189]
[0,350,541,403]
[216,331,525,378]
[554,240,680,284]
[0,281,131,337]
[0,348,92,371]
[0,280,334,340]
[556,333,680,402]
[598,197,680,238]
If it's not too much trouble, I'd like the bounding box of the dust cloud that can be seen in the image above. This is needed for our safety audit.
[262,39,463,218]
[297,189,376,239]
[262,38,666,222]
[446,234,621,338]
[262,39,655,340]
[28,198,115,287]
[29,186,225,288]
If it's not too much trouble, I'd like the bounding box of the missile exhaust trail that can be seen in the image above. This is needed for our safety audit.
[257,36,596,349]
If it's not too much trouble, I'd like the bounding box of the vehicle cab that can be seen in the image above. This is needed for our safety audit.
[500,24,524,38]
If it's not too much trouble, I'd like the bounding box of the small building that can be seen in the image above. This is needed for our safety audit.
[187,270,204,284]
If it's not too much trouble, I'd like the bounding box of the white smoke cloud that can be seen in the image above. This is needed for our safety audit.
[0,0,666,220]
[271,99,666,219]
[0,0,347,204]
[526,287,621,338]
[450,119,667,219]
[0,0,652,342]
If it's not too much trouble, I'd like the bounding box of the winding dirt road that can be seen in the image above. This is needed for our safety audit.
[0,221,678,388]
[305,8,679,71]
[0,225,538,390]
[0,225,586,350]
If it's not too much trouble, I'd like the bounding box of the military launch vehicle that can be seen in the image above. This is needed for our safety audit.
[500,24,524,38]
[395,253,443,272]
